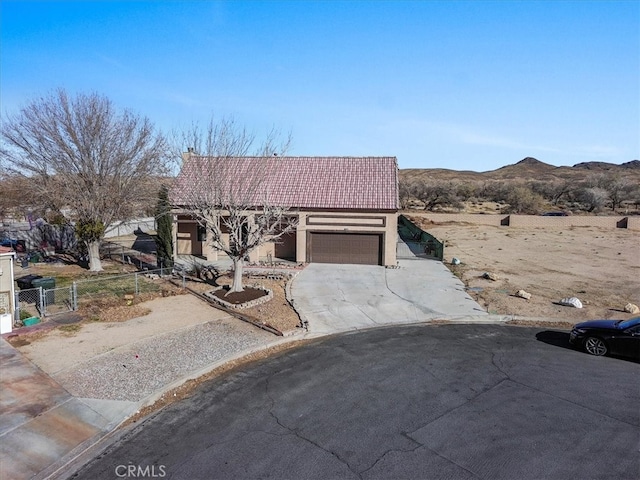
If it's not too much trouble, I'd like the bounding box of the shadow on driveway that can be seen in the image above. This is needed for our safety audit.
[535,330,573,350]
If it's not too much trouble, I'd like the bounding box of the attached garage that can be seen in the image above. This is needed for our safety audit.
[307,232,382,265]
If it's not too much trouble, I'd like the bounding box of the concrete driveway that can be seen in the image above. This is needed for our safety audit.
[291,256,487,335]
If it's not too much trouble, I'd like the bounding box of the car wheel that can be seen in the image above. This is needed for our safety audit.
[584,337,608,356]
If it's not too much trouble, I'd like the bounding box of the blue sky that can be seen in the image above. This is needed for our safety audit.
[1,0,638,171]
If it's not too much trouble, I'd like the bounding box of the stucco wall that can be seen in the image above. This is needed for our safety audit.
[404,212,640,230]
[173,210,398,266]
[104,218,156,238]
[0,253,16,318]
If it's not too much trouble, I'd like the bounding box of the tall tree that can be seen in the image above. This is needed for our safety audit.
[155,185,174,268]
[0,89,170,271]
[172,117,296,293]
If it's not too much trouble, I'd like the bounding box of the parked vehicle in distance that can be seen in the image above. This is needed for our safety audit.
[541,211,569,216]
[0,238,18,248]
[569,317,640,359]
[0,238,26,252]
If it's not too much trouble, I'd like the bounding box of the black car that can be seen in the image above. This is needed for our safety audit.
[569,317,640,359]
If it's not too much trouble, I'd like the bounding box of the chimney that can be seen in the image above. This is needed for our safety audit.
[182,147,196,163]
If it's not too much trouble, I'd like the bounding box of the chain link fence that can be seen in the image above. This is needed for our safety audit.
[14,267,182,326]
[398,215,444,260]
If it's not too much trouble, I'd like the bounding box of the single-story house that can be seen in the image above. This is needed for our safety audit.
[0,246,16,333]
[169,154,399,266]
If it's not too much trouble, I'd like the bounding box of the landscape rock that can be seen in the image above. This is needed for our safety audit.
[559,297,583,309]
[451,257,461,265]
[482,272,499,281]
[516,290,531,300]
[624,303,639,314]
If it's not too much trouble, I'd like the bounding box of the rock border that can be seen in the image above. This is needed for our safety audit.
[203,285,273,310]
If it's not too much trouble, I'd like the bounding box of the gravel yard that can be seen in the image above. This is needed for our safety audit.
[55,317,272,401]
[14,295,274,402]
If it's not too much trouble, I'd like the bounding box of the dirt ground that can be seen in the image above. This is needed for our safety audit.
[12,294,233,375]
[185,272,303,334]
[410,217,640,322]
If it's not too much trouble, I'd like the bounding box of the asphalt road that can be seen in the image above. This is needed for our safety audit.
[71,324,640,480]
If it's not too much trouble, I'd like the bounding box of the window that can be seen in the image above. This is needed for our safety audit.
[197,225,206,242]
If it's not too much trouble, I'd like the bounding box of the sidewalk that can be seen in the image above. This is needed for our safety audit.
[0,338,136,479]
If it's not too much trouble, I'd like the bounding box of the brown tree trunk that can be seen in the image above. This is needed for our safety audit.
[228,257,244,294]
[86,240,103,272]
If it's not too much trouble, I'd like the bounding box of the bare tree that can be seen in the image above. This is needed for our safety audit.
[0,89,170,271]
[398,178,419,209]
[577,187,609,213]
[0,173,47,219]
[172,117,296,294]
[530,179,574,206]
[413,180,462,211]
[583,173,636,211]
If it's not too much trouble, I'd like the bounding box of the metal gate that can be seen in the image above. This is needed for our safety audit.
[43,286,75,316]
[14,286,74,323]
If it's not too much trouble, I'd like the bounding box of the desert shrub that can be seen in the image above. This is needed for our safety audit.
[502,185,545,214]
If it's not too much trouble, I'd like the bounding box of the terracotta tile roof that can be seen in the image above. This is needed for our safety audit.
[170,156,399,210]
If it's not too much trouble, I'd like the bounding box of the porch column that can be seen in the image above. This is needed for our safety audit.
[296,213,307,263]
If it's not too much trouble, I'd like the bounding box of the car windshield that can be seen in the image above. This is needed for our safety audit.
[617,317,640,329]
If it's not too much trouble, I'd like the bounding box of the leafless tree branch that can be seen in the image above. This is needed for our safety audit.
[1,89,171,271]
[173,117,296,293]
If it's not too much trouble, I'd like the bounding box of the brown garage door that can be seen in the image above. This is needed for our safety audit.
[308,232,382,265]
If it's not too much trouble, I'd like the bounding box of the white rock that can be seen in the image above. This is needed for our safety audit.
[483,272,499,281]
[559,297,583,309]
[516,290,531,300]
[451,257,461,265]
[624,303,639,314]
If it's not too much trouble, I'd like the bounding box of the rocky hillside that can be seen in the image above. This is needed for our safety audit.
[400,157,640,183]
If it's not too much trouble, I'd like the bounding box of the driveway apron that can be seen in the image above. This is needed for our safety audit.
[291,250,486,335]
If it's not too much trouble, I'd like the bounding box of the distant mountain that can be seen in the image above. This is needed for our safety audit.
[621,160,640,169]
[573,160,640,170]
[515,157,554,168]
[399,157,640,184]
[488,157,557,179]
